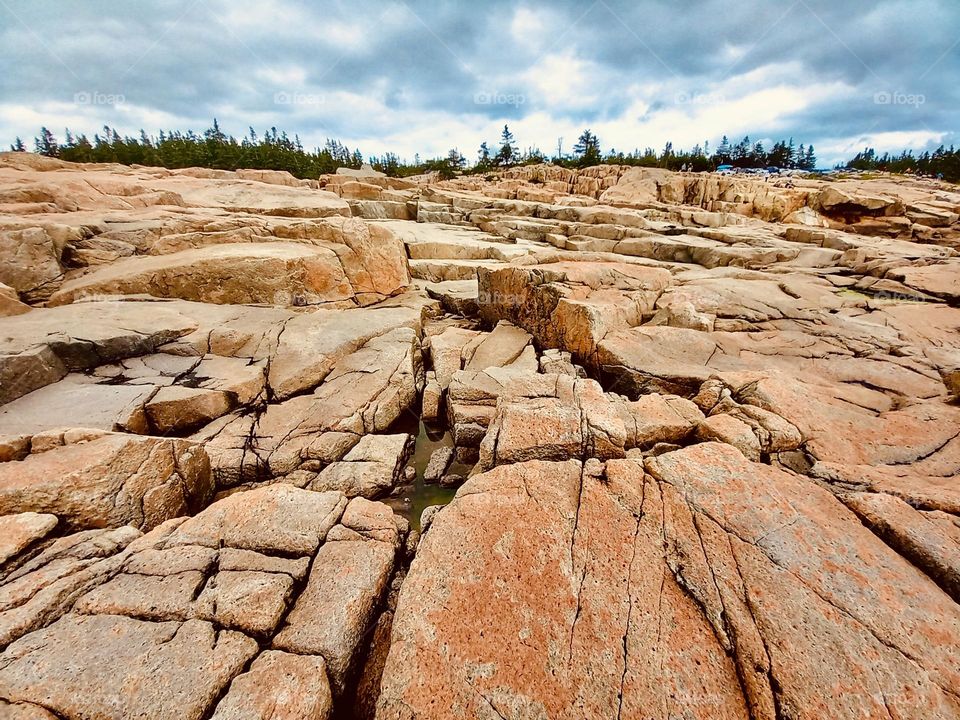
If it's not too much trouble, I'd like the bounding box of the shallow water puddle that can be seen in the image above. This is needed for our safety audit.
[384,420,471,530]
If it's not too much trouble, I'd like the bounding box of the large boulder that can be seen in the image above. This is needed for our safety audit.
[378,446,960,719]
[311,433,415,498]
[220,327,422,484]
[477,376,626,470]
[0,432,212,530]
[478,261,671,361]
[0,226,67,297]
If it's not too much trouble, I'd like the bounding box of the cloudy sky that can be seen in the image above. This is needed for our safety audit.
[1,0,957,166]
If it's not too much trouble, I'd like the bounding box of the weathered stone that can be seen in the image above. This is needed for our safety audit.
[310,462,394,499]
[844,491,960,603]
[49,237,409,307]
[0,433,211,530]
[421,374,442,422]
[478,377,626,470]
[341,496,404,547]
[0,436,31,464]
[165,484,345,555]
[0,300,197,405]
[439,473,465,488]
[211,651,333,720]
[217,547,310,580]
[0,378,157,435]
[0,226,66,297]
[0,282,29,317]
[253,328,422,477]
[312,434,414,498]
[464,321,532,370]
[0,513,58,565]
[0,615,257,720]
[264,303,423,400]
[427,326,481,389]
[696,413,763,460]
[145,385,234,434]
[618,392,704,448]
[73,569,206,621]
[378,447,960,719]
[0,525,142,647]
[273,537,395,693]
[423,446,454,483]
[539,348,583,377]
[195,570,295,635]
[478,261,672,360]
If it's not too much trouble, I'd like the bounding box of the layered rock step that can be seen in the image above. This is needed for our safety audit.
[48,241,408,308]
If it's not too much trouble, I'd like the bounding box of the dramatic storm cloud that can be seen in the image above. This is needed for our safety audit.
[1,0,957,165]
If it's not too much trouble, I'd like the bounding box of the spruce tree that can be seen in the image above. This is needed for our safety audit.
[34,127,59,157]
[496,125,517,166]
[573,129,601,167]
[446,148,466,172]
[477,142,491,170]
[11,137,26,152]
[716,135,732,164]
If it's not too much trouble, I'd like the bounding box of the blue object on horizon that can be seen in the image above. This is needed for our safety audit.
[716,164,733,171]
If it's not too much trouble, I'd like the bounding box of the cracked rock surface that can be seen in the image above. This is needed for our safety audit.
[1,155,959,718]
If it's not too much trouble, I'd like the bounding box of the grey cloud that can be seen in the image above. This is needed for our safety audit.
[0,0,956,162]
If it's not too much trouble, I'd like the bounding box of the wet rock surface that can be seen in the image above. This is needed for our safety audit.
[0,154,959,718]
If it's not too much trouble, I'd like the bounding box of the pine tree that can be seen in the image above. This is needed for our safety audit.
[731,136,750,166]
[661,141,674,168]
[716,135,732,164]
[446,148,466,172]
[767,141,790,168]
[11,137,26,152]
[477,141,491,170]
[34,127,59,157]
[496,125,517,166]
[573,129,601,167]
[796,144,806,170]
[804,145,816,170]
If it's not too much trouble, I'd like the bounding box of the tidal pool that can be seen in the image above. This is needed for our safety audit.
[385,419,472,530]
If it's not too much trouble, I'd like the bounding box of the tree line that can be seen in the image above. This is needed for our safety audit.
[9,121,955,182]
[25,121,366,179]
[12,122,818,180]
[845,146,960,182]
